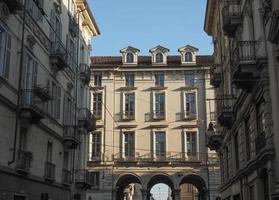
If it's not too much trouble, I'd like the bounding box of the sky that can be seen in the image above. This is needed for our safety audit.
[89,0,213,56]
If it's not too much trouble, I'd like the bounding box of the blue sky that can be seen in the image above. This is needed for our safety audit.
[89,0,213,56]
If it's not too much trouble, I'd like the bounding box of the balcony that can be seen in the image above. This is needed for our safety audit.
[232,41,260,90]
[62,169,71,186]
[255,133,266,154]
[217,95,235,128]
[16,150,33,174]
[222,0,242,37]
[210,65,222,88]
[113,153,138,163]
[75,169,92,189]
[122,111,135,121]
[69,15,79,37]
[63,125,80,149]
[78,108,96,132]
[207,128,221,151]
[152,110,165,120]
[19,89,47,124]
[79,63,91,84]
[50,41,69,71]
[44,162,55,181]
[2,0,23,13]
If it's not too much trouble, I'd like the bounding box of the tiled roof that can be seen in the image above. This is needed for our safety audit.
[90,55,213,68]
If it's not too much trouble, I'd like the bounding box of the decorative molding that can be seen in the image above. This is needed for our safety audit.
[0,2,10,20]
[53,2,62,15]
[260,0,272,25]
[26,34,36,50]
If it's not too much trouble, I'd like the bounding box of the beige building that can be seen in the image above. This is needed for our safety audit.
[88,45,220,200]
[205,0,279,199]
[0,0,99,200]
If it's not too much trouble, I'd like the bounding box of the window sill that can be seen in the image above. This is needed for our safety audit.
[119,86,137,90]
[180,86,197,90]
[90,86,104,90]
[150,86,168,90]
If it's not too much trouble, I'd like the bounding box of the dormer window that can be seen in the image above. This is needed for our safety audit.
[156,53,163,63]
[185,52,193,62]
[126,53,134,63]
[178,45,198,65]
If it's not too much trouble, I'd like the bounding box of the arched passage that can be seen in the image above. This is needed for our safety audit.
[147,174,175,199]
[115,174,142,200]
[179,174,207,200]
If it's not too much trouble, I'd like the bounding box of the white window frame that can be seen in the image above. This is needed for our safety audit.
[122,92,135,120]
[122,131,135,159]
[91,131,102,161]
[154,74,164,87]
[153,131,166,158]
[93,92,103,119]
[184,131,198,160]
[125,74,135,87]
[152,92,165,119]
[183,91,197,119]
[94,74,102,86]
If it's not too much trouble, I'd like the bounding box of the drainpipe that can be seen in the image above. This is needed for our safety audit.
[9,0,27,165]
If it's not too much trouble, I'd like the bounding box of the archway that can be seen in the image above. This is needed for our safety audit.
[147,174,174,200]
[179,174,207,200]
[115,174,143,200]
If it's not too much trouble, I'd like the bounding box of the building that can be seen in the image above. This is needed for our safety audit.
[204,0,279,199]
[87,45,220,200]
[0,0,99,199]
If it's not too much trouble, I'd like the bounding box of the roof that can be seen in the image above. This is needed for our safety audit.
[90,55,214,68]
[149,45,170,53]
[178,45,199,52]
[120,46,140,53]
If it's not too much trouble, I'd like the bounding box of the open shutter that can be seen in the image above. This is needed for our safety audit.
[4,33,11,79]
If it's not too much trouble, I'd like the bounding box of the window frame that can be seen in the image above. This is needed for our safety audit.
[185,74,195,87]
[125,74,135,87]
[185,52,193,62]
[155,53,163,63]
[92,132,102,160]
[126,53,134,63]
[185,131,197,159]
[0,25,11,79]
[94,74,102,86]
[154,74,165,87]
[122,131,135,158]
[153,92,165,119]
[93,92,102,119]
[154,131,166,158]
[123,92,135,120]
[184,92,197,119]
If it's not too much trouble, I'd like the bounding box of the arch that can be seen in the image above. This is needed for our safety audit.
[179,174,207,200]
[155,53,163,63]
[115,173,143,200]
[126,53,134,63]
[147,173,174,191]
[185,52,193,62]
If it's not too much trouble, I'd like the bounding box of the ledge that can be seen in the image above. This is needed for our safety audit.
[116,124,138,129]
[119,86,138,90]
[150,86,168,90]
[90,86,104,90]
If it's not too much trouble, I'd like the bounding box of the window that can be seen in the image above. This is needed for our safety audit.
[63,95,75,125]
[186,132,197,158]
[245,117,251,160]
[156,53,163,62]
[46,141,53,163]
[26,0,44,21]
[249,185,255,200]
[185,74,195,87]
[125,74,135,87]
[185,52,193,62]
[155,132,166,157]
[89,172,100,188]
[153,93,165,119]
[234,132,239,170]
[93,93,102,119]
[123,131,135,158]
[63,151,69,170]
[25,54,38,89]
[67,35,76,69]
[185,92,197,118]
[94,74,102,86]
[50,82,61,119]
[50,10,62,42]
[256,103,265,135]
[126,53,134,63]
[155,74,164,87]
[124,93,135,119]
[0,26,11,79]
[92,132,101,160]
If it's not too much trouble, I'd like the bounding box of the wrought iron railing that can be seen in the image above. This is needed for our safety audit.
[69,15,79,37]
[16,150,33,173]
[123,110,135,119]
[62,169,71,185]
[152,110,165,119]
[79,63,91,84]
[44,162,55,180]
[78,108,96,131]
[75,169,91,185]
[50,41,68,69]
[20,89,47,115]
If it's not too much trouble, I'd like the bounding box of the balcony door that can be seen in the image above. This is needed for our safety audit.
[123,131,135,159]
[185,132,197,159]
[154,131,166,158]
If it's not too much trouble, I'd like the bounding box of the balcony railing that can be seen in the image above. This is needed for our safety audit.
[79,63,91,84]
[78,108,96,132]
[69,15,79,37]
[62,169,71,185]
[122,110,135,120]
[50,41,69,71]
[16,150,33,174]
[63,125,80,149]
[255,133,266,154]
[2,0,23,13]
[210,65,222,88]
[44,162,55,181]
[222,0,242,36]
[217,95,235,128]
[113,152,202,164]
[232,41,259,89]
[19,89,47,123]
[75,169,92,189]
[207,127,221,151]
[152,110,165,120]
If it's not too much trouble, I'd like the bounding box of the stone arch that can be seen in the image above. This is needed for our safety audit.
[115,173,143,200]
[179,174,207,200]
